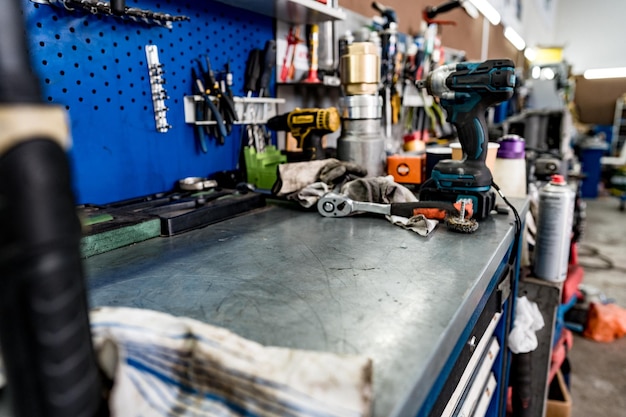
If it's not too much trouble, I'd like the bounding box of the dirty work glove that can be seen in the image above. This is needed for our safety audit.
[272,159,333,196]
[288,182,330,208]
[341,175,418,204]
[317,159,367,186]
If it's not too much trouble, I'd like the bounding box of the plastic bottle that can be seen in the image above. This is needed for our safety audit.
[493,135,527,203]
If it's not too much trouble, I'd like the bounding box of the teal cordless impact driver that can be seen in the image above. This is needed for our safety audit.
[417,59,516,220]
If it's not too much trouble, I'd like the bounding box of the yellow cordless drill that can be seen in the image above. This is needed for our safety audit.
[266,107,340,160]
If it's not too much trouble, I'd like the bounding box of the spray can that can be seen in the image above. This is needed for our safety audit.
[533,175,575,281]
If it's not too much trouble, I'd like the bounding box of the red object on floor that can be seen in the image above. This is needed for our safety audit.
[563,264,584,304]
[549,329,573,384]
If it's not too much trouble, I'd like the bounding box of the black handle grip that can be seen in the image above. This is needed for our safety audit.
[389,201,457,218]
[302,133,324,160]
[425,0,461,19]
[110,0,126,15]
[453,106,489,162]
[0,139,104,417]
[258,40,276,95]
[244,49,262,93]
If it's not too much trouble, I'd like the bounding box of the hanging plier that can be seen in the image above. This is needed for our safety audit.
[201,55,238,137]
[192,66,227,151]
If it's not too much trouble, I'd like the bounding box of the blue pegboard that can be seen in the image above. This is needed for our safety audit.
[22,0,275,204]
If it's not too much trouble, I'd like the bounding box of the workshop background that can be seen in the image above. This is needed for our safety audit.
[3,0,626,416]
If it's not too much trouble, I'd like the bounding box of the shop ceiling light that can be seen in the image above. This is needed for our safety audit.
[524,47,537,62]
[460,0,480,19]
[583,67,626,79]
[504,26,525,51]
[469,0,501,25]
[531,66,541,79]
[541,67,556,80]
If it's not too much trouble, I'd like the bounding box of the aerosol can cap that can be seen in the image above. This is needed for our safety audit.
[550,174,566,185]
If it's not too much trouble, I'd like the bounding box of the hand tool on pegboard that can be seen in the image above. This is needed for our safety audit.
[200,55,238,135]
[222,61,234,99]
[191,65,227,150]
[241,41,276,152]
[258,40,277,98]
[44,0,190,28]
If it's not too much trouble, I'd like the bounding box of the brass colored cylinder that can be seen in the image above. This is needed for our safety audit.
[340,42,380,95]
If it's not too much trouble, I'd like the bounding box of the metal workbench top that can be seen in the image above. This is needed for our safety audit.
[81,198,525,417]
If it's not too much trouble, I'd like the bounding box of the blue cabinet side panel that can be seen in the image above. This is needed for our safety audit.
[22,0,274,204]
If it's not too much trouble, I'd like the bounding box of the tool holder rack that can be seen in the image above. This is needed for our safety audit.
[23,0,275,205]
[183,95,285,126]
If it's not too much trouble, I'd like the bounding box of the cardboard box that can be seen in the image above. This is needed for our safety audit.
[574,76,626,125]
[546,369,571,417]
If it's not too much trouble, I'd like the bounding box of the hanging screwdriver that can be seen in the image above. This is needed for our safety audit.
[258,40,276,97]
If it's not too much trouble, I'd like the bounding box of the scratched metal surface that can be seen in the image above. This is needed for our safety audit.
[77,200,522,417]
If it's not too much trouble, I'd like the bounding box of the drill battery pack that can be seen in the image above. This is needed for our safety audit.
[419,185,496,220]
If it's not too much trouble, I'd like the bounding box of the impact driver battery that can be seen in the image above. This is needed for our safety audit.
[419,186,496,220]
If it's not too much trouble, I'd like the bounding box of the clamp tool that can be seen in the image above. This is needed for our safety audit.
[192,66,227,152]
[200,56,238,135]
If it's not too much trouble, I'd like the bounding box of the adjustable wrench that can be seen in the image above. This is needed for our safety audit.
[317,192,460,219]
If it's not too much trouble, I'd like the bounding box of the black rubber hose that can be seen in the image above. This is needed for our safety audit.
[511,352,533,417]
[0,0,104,416]
[0,140,104,417]
[0,0,41,103]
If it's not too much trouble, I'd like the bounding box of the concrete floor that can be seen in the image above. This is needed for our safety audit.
[568,197,626,417]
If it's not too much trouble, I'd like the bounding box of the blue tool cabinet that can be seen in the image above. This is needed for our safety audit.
[23,0,274,204]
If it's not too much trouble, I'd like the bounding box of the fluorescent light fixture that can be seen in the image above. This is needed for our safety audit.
[469,0,501,25]
[524,47,537,62]
[531,66,541,79]
[504,26,525,51]
[460,0,480,19]
[583,67,626,79]
[541,67,556,80]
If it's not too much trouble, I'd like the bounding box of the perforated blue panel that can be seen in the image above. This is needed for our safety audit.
[22,0,274,204]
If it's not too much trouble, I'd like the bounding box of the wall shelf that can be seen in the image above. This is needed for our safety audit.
[184,96,285,126]
[213,0,346,24]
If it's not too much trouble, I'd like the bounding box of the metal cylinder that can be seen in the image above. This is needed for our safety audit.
[337,119,386,177]
[533,175,575,281]
[339,95,382,120]
[340,42,380,96]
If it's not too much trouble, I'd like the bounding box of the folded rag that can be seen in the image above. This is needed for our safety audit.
[91,307,373,417]
[508,296,545,354]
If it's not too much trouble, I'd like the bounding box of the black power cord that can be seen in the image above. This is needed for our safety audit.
[577,243,626,274]
[492,181,523,267]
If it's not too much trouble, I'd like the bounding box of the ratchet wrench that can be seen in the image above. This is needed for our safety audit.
[317,192,461,220]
